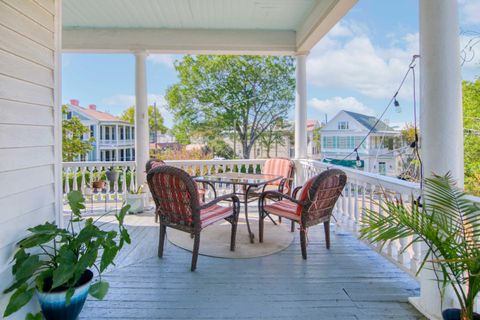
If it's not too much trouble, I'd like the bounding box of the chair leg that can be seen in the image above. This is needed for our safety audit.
[290,220,295,232]
[300,228,307,260]
[191,232,200,272]
[230,219,237,251]
[278,216,282,224]
[158,224,166,258]
[324,221,331,249]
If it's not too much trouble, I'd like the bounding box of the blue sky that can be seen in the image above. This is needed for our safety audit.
[62,0,480,130]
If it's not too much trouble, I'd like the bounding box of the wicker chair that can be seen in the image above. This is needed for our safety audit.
[147,165,240,271]
[257,158,295,195]
[146,160,213,223]
[258,169,346,259]
[248,158,295,227]
[145,159,166,173]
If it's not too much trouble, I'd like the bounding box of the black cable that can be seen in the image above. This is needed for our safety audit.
[336,55,420,164]
[411,62,423,190]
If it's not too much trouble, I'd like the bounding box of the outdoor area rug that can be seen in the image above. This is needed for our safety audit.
[167,216,294,258]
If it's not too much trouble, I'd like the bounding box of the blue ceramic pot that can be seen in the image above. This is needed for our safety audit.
[36,270,93,320]
[442,308,480,320]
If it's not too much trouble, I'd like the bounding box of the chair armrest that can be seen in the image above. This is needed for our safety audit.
[199,193,239,210]
[292,186,303,199]
[259,190,305,206]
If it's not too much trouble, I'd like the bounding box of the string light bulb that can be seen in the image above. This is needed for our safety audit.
[355,149,362,167]
[394,98,401,113]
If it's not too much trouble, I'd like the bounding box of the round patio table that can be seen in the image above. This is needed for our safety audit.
[194,172,282,243]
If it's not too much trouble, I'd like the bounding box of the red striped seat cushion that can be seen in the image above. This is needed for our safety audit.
[200,205,233,227]
[263,200,301,222]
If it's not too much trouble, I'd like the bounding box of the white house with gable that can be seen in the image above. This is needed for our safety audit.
[321,110,403,176]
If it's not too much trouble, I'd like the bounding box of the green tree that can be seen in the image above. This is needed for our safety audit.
[166,55,295,159]
[62,105,94,161]
[259,118,290,158]
[120,105,168,134]
[463,78,480,195]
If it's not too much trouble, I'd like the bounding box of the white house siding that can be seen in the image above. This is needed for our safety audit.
[0,0,59,317]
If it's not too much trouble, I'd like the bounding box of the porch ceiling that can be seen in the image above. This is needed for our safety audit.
[62,0,357,54]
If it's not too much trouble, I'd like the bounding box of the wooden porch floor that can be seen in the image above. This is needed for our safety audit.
[79,211,424,320]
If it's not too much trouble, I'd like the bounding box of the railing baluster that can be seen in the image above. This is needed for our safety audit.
[353,180,359,232]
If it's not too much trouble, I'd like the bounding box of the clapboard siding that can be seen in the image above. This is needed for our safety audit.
[0,100,53,126]
[0,25,54,68]
[0,50,54,88]
[0,74,54,106]
[0,185,54,224]
[0,165,54,199]
[0,146,54,172]
[0,0,58,317]
[3,0,54,32]
[33,0,55,14]
[0,124,53,148]
[0,203,55,249]
[0,1,54,49]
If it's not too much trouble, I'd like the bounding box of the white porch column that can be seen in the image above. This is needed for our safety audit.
[294,54,308,159]
[294,54,308,185]
[135,51,149,188]
[411,1,463,318]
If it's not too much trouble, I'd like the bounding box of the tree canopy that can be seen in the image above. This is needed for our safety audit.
[166,55,295,159]
[463,78,480,195]
[120,105,168,134]
[62,105,94,161]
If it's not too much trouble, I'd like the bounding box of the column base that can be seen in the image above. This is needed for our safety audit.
[409,296,442,320]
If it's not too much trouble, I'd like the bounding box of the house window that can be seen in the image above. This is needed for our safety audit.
[120,127,124,140]
[323,137,335,148]
[90,125,95,138]
[338,121,349,130]
[379,162,386,175]
[105,127,110,140]
[126,149,131,161]
[120,149,125,161]
[66,112,72,120]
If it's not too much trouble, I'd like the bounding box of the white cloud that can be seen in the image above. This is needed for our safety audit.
[148,54,176,68]
[101,94,173,128]
[308,96,374,119]
[460,0,480,25]
[102,94,136,107]
[308,30,419,100]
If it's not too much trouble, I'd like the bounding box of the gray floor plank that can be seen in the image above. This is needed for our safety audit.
[77,211,424,320]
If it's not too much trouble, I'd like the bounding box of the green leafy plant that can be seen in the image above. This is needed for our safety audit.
[2,191,131,319]
[360,174,480,320]
[129,186,143,195]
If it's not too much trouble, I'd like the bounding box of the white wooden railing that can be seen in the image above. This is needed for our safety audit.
[62,161,138,203]
[62,158,480,281]
[62,159,266,204]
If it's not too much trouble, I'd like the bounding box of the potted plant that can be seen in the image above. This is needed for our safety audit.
[360,174,480,320]
[2,191,131,320]
[125,186,145,214]
[105,167,120,185]
[91,171,105,190]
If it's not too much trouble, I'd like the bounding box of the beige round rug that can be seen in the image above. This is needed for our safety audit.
[167,216,294,258]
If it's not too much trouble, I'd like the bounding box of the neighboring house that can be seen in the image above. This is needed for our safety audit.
[225,119,322,159]
[65,99,135,161]
[321,110,403,176]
